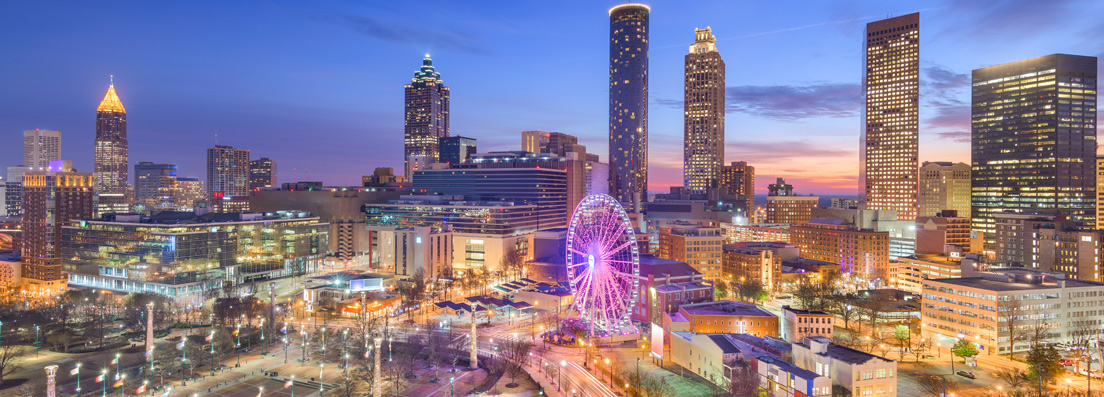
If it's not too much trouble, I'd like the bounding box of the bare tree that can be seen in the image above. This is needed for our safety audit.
[729,359,760,397]
[642,372,675,397]
[993,367,1028,393]
[909,337,931,362]
[916,375,957,397]
[500,338,534,387]
[0,344,27,382]
[330,370,366,397]
[501,246,525,282]
[999,297,1026,359]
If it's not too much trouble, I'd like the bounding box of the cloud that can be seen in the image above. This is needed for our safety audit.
[725,83,860,121]
[935,131,971,143]
[924,66,969,93]
[338,14,492,55]
[926,98,970,130]
[653,98,683,109]
[725,140,854,162]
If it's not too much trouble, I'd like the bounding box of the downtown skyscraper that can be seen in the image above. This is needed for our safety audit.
[971,54,1098,252]
[24,129,61,169]
[683,27,725,194]
[207,145,250,198]
[94,76,129,215]
[404,54,450,178]
[859,13,919,220]
[608,3,649,212]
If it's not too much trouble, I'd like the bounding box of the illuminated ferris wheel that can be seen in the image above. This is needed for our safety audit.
[565,194,640,336]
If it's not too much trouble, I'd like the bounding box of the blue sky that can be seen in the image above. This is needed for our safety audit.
[1,0,1101,195]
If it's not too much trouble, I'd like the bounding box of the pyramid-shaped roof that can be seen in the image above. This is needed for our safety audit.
[97,78,126,113]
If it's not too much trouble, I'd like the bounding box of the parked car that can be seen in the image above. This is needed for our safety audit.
[956,371,976,379]
[1060,359,1075,366]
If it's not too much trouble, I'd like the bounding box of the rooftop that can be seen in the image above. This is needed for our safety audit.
[707,334,741,354]
[639,255,700,279]
[86,210,317,225]
[655,282,711,293]
[801,336,895,365]
[927,276,1104,291]
[680,300,777,318]
[757,355,824,380]
[782,305,830,316]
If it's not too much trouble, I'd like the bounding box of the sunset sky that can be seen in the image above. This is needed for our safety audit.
[1,0,1101,196]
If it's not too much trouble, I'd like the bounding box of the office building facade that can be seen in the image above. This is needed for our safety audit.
[438,136,476,165]
[790,220,890,279]
[207,145,250,198]
[63,211,328,301]
[404,54,450,177]
[860,13,919,220]
[608,3,649,211]
[766,196,819,225]
[134,162,177,211]
[94,78,130,215]
[174,177,204,208]
[683,27,725,194]
[972,54,1098,251]
[24,129,61,169]
[249,157,277,191]
[918,161,970,218]
[416,162,570,229]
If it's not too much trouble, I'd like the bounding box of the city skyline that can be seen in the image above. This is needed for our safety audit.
[1,1,1102,196]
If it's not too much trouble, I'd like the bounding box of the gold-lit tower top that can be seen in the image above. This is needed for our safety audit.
[97,75,126,113]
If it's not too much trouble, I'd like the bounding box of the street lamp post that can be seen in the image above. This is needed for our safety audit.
[181,340,187,386]
[301,331,307,366]
[284,336,289,364]
[210,331,216,376]
[261,319,266,356]
[75,363,81,394]
[101,370,108,397]
[319,362,324,395]
[236,324,241,367]
[34,324,40,357]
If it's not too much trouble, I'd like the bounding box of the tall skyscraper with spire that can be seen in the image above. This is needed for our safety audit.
[683,27,725,194]
[609,3,650,212]
[94,76,129,215]
[404,54,450,178]
[860,13,919,220]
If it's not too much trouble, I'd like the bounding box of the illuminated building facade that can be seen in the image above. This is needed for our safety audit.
[657,222,723,282]
[249,157,277,191]
[413,165,568,229]
[62,211,328,300]
[94,77,130,215]
[1098,156,1104,230]
[790,219,889,278]
[206,145,250,198]
[24,129,61,169]
[860,13,919,220]
[134,162,177,211]
[21,162,94,294]
[972,54,1098,251]
[918,161,970,217]
[608,3,649,211]
[404,54,450,178]
[721,161,755,200]
[766,196,819,225]
[174,177,204,208]
[683,27,725,194]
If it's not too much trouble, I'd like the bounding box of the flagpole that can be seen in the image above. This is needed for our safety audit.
[75,363,81,394]
[102,369,108,397]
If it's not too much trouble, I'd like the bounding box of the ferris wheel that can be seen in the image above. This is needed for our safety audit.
[565,194,640,336]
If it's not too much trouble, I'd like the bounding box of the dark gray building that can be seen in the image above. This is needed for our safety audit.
[608,3,649,212]
[971,54,1098,251]
[134,162,177,208]
[438,136,476,165]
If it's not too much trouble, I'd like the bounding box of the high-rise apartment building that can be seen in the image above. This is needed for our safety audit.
[94,77,130,215]
[860,13,919,220]
[918,161,970,217]
[206,145,250,198]
[608,3,649,212]
[21,161,94,294]
[23,129,60,169]
[404,54,450,177]
[4,166,32,218]
[683,27,725,194]
[972,54,1098,252]
[249,157,277,191]
[721,161,755,200]
[134,162,177,210]
[438,136,477,165]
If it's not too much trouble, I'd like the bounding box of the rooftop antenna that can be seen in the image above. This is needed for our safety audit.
[215,134,218,145]
[109,74,114,87]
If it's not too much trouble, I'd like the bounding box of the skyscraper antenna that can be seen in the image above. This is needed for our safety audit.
[109,74,114,87]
